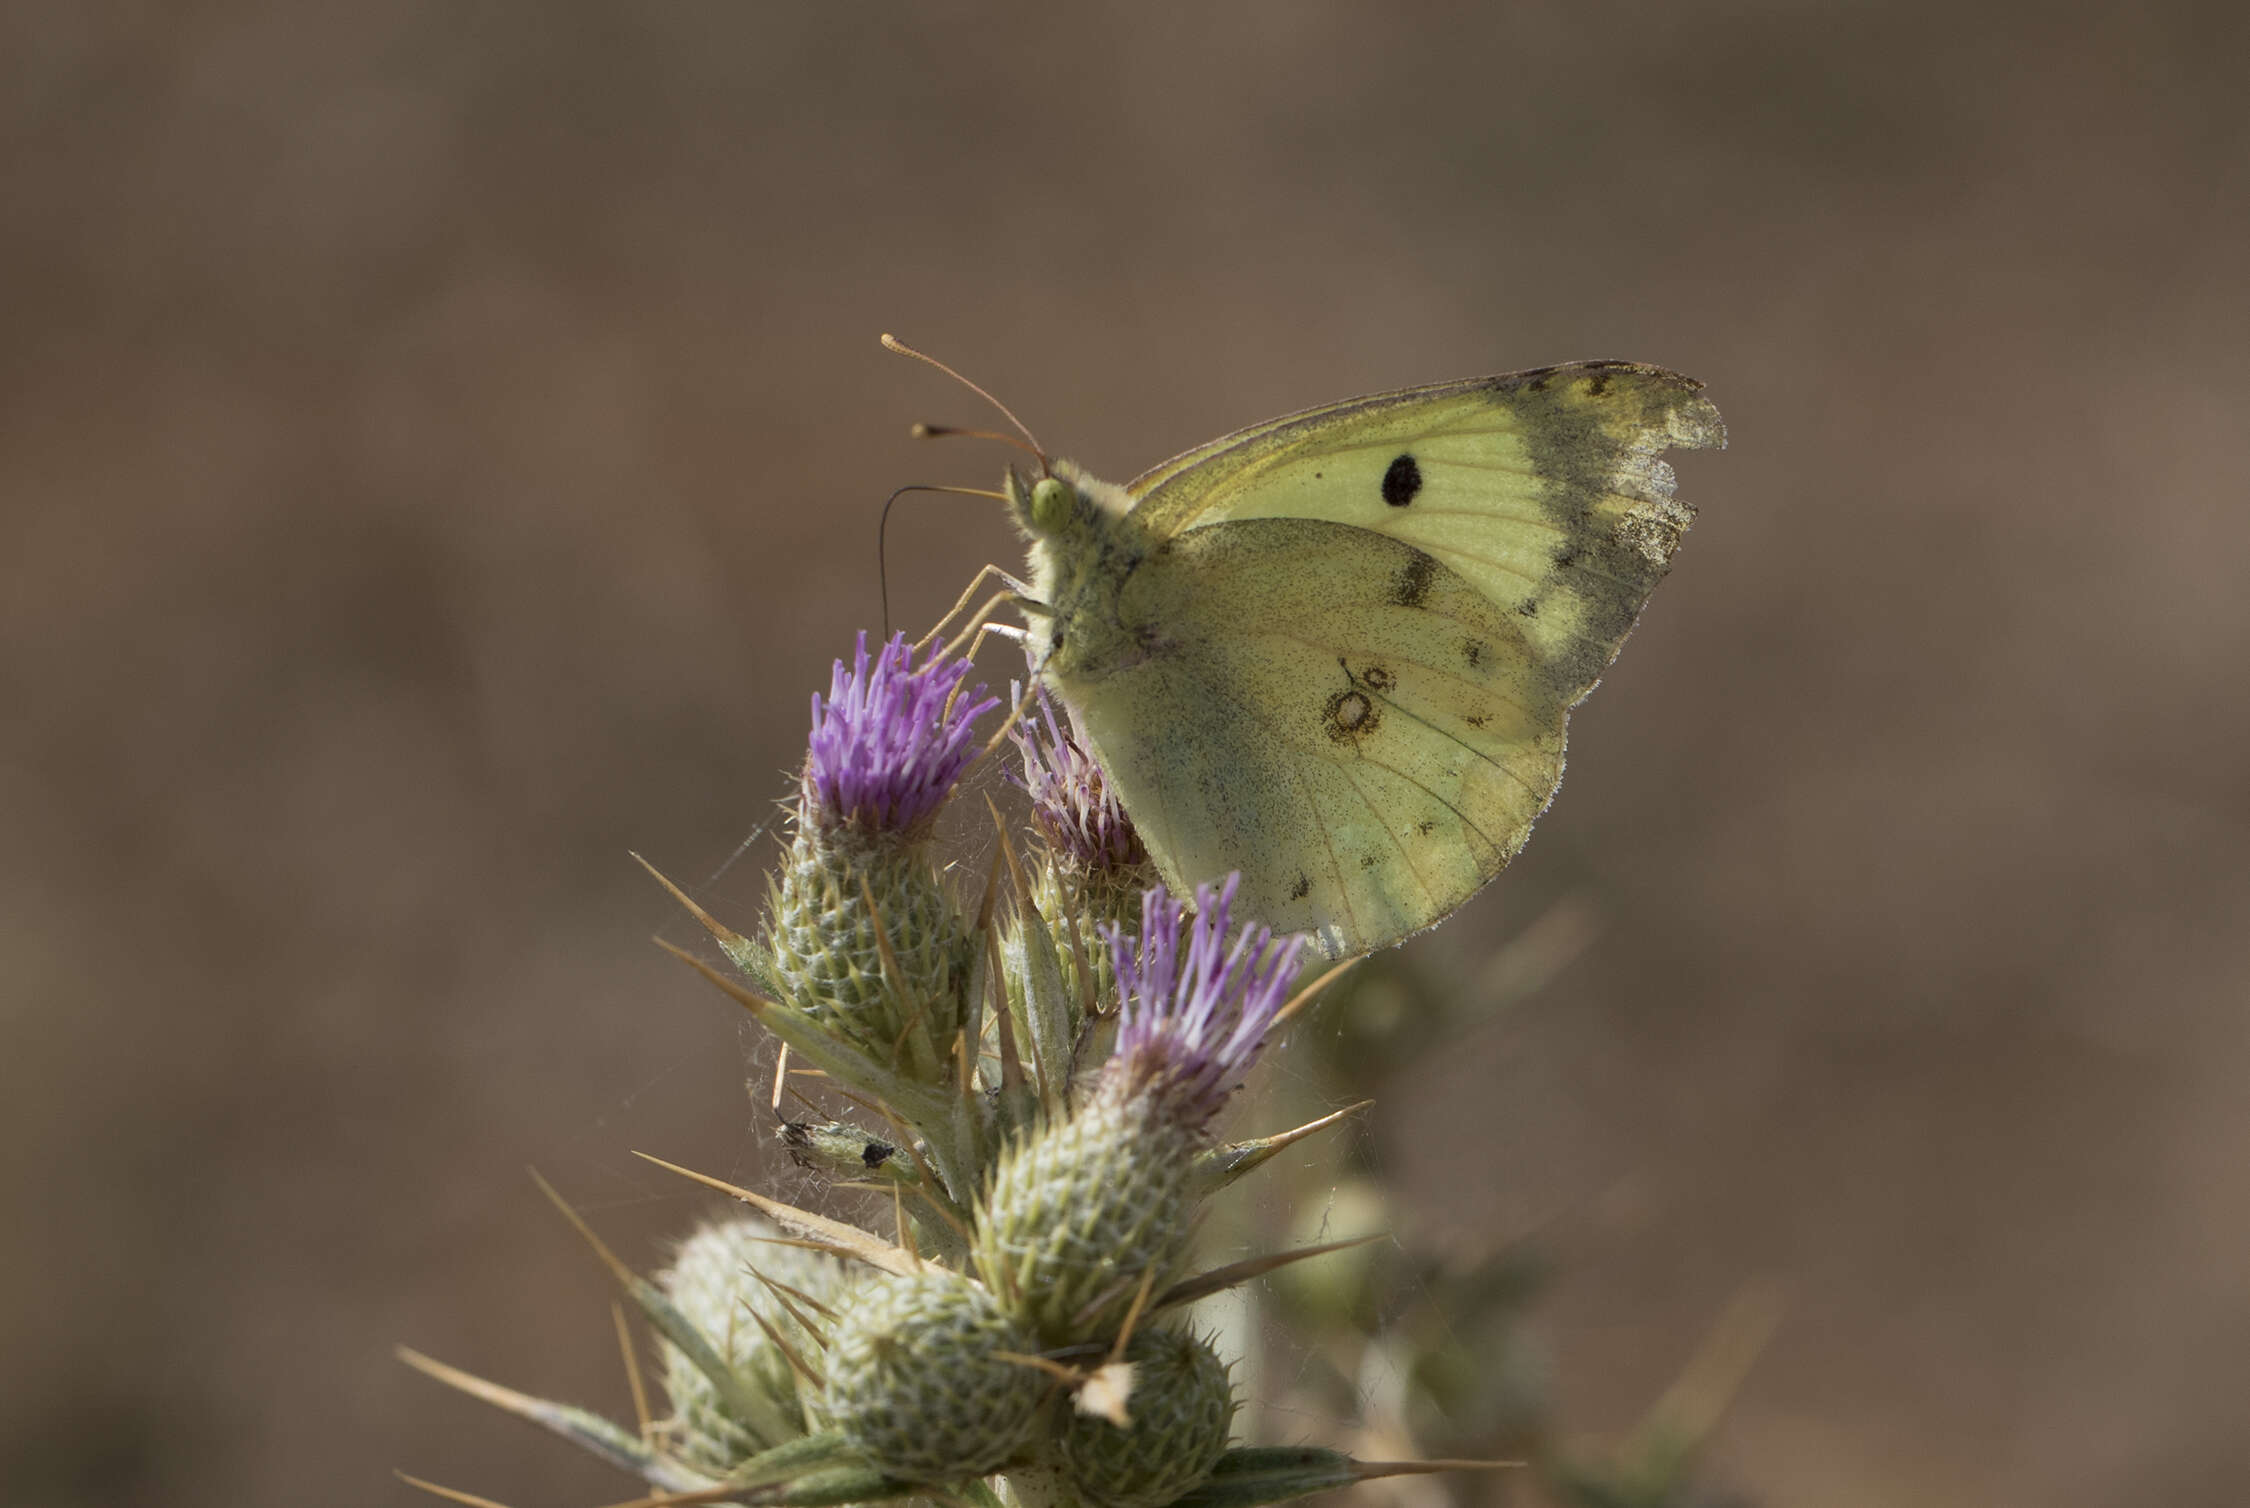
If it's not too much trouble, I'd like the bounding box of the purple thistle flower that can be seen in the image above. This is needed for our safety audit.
[804,631,999,834]
[1009,687,1146,873]
[1101,875,1305,1127]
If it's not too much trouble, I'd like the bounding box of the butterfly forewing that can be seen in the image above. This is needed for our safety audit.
[1127,363,1723,710]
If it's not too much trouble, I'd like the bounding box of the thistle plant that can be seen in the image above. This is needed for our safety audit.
[402,624,1752,1508]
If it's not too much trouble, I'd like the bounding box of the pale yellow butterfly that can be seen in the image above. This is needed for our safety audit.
[899,341,1724,959]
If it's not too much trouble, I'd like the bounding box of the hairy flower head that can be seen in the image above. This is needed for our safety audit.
[804,631,997,834]
[1100,876,1304,1129]
[1011,687,1146,875]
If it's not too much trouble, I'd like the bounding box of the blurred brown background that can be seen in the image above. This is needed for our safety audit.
[6,4,2247,1506]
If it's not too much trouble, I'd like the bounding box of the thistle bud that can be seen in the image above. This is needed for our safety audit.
[821,1268,1047,1483]
[1011,689,1154,964]
[1056,1328,1236,1508]
[975,877,1304,1343]
[656,1215,850,1471]
[764,632,997,1060]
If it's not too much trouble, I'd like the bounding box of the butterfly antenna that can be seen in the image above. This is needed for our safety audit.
[910,421,1042,460]
[877,484,1006,636]
[880,333,1048,467]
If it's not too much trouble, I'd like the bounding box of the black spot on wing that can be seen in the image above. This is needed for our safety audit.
[1381,453,1423,507]
[1289,873,1311,901]
[1388,550,1438,609]
[1361,664,1395,692]
[1462,637,1487,668]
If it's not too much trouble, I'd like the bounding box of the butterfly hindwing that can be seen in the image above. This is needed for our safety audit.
[1057,517,1565,956]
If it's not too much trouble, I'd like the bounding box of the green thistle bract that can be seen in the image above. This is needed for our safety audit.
[1056,1328,1236,1508]
[767,826,969,1055]
[821,1269,1046,1483]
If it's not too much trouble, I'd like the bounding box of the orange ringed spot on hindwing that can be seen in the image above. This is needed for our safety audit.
[1324,689,1378,742]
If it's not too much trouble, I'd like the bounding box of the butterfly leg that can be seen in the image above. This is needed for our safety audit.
[917,562,1038,652]
[938,584,1057,666]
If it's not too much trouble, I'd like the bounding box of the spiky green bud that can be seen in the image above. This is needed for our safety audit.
[974,1087,1197,1345]
[1056,1328,1236,1508]
[656,1215,850,1472]
[821,1269,1046,1483]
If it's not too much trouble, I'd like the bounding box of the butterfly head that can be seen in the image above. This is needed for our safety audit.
[1005,461,1145,684]
[1003,464,1068,539]
[1005,461,1132,540]
[1026,473,1076,534]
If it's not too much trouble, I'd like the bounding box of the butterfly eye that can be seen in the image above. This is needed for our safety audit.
[1028,476,1075,533]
